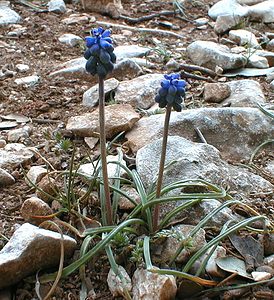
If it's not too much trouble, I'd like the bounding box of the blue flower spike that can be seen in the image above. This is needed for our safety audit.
[84,27,116,78]
[155,73,186,112]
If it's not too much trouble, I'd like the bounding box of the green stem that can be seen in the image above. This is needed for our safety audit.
[99,76,112,225]
[153,104,172,231]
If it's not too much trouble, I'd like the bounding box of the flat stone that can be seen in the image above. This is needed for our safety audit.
[107,266,132,297]
[222,79,265,107]
[114,45,151,61]
[0,143,34,169]
[7,127,30,142]
[66,104,140,138]
[214,15,244,34]
[14,75,39,86]
[83,78,119,108]
[0,168,15,187]
[251,271,272,281]
[255,50,274,67]
[0,5,21,26]
[229,29,261,49]
[15,64,29,73]
[119,186,141,210]
[206,246,227,277]
[204,83,231,103]
[224,66,274,77]
[58,33,82,46]
[26,166,47,186]
[0,223,77,289]
[187,41,247,70]
[115,74,163,109]
[111,58,143,81]
[267,39,274,51]
[20,197,53,225]
[47,0,66,13]
[36,176,57,204]
[208,0,249,20]
[61,14,90,25]
[248,0,274,23]
[126,108,274,161]
[132,268,177,300]
[270,80,274,91]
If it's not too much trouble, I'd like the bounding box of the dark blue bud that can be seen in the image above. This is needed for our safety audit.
[99,49,111,64]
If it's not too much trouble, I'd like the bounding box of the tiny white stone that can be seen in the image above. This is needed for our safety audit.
[251,271,272,281]
[14,75,39,86]
[15,64,30,73]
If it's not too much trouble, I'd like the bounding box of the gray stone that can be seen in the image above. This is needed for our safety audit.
[107,266,132,297]
[154,225,206,263]
[58,33,82,46]
[67,104,140,138]
[61,14,91,25]
[229,29,261,49]
[15,64,29,73]
[26,166,47,186]
[208,0,249,20]
[205,246,227,277]
[270,80,274,91]
[20,197,53,225]
[114,45,151,61]
[126,108,274,161]
[224,66,274,77]
[222,79,265,107]
[112,58,143,81]
[214,15,244,34]
[0,223,77,289]
[47,0,66,13]
[187,41,247,70]
[248,0,274,23]
[119,186,141,210]
[7,127,30,142]
[14,75,39,86]
[0,4,21,26]
[246,54,269,69]
[83,78,119,108]
[132,268,177,300]
[255,50,274,67]
[0,168,15,187]
[0,143,34,168]
[267,39,274,51]
[204,83,231,103]
[115,74,163,109]
[266,72,274,82]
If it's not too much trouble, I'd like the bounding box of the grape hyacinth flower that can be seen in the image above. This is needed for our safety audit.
[84,27,116,226]
[84,27,116,78]
[155,73,186,112]
[153,73,186,231]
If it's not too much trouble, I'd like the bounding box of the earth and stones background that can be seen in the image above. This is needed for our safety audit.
[0,0,274,299]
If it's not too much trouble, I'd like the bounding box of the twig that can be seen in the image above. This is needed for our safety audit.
[32,118,61,124]
[195,127,207,143]
[180,70,216,82]
[96,21,184,39]
[17,0,47,12]
[120,10,175,24]
[179,63,217,78]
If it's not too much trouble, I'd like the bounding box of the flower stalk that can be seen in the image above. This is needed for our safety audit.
[98,76,113,225]
[153,104,172,231]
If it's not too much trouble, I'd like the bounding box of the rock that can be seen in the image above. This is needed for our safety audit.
[224,66,274,77]
[248,0,274,23]
[7,127,30,142]
[136,136,273,197]
[266,72,274,82]
[0,223,77,289]
[255,50,274,67]
[15,64,29,73]
[214,15,244,34]
[265,161,274,176]
[194,17,209,26]
[58,33,82,46]
[270,80,274,91]
[36,176,57,204]
[118,186,141,210]
[203,83,231,103]
[26,166,47,186]
[78,154,127,181]
[206,246,227,277]
[131,57,155,69]
[20,197,53,225]
[264,254,274,268]
[222,79,265,107]
[66,104,140,138]
[165,58,180,70]
[246,54,269,69]
[251,271,272,281]
[83,78,119,108]
[115,74,163,109]
[84,137,99,149]
[14,75,39,86]
[154,225,206,263]
[267,39,274,51]
[0,143,34,169]
[187,41,246,70]
[0,4,21,26]
[229,29,261,49]
[112,58,143,81]
[208,0,249,20]
[47,0,66,13]
[107,266,132,297]
[126,108,274,161]
[0,139,7,148]
[114,45,151,61]
[61,14,91,25]
[132,268,177,300]
[0,168,15,187]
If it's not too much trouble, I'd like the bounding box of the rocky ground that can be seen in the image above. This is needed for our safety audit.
[0,0,274,299]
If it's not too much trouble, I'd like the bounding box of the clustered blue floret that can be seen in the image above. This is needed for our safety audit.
[155,73,186,112]
[84,27,116,78]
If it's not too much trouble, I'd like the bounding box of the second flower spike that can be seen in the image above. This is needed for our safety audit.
[84,27,116,78]
[155,73,187,112]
